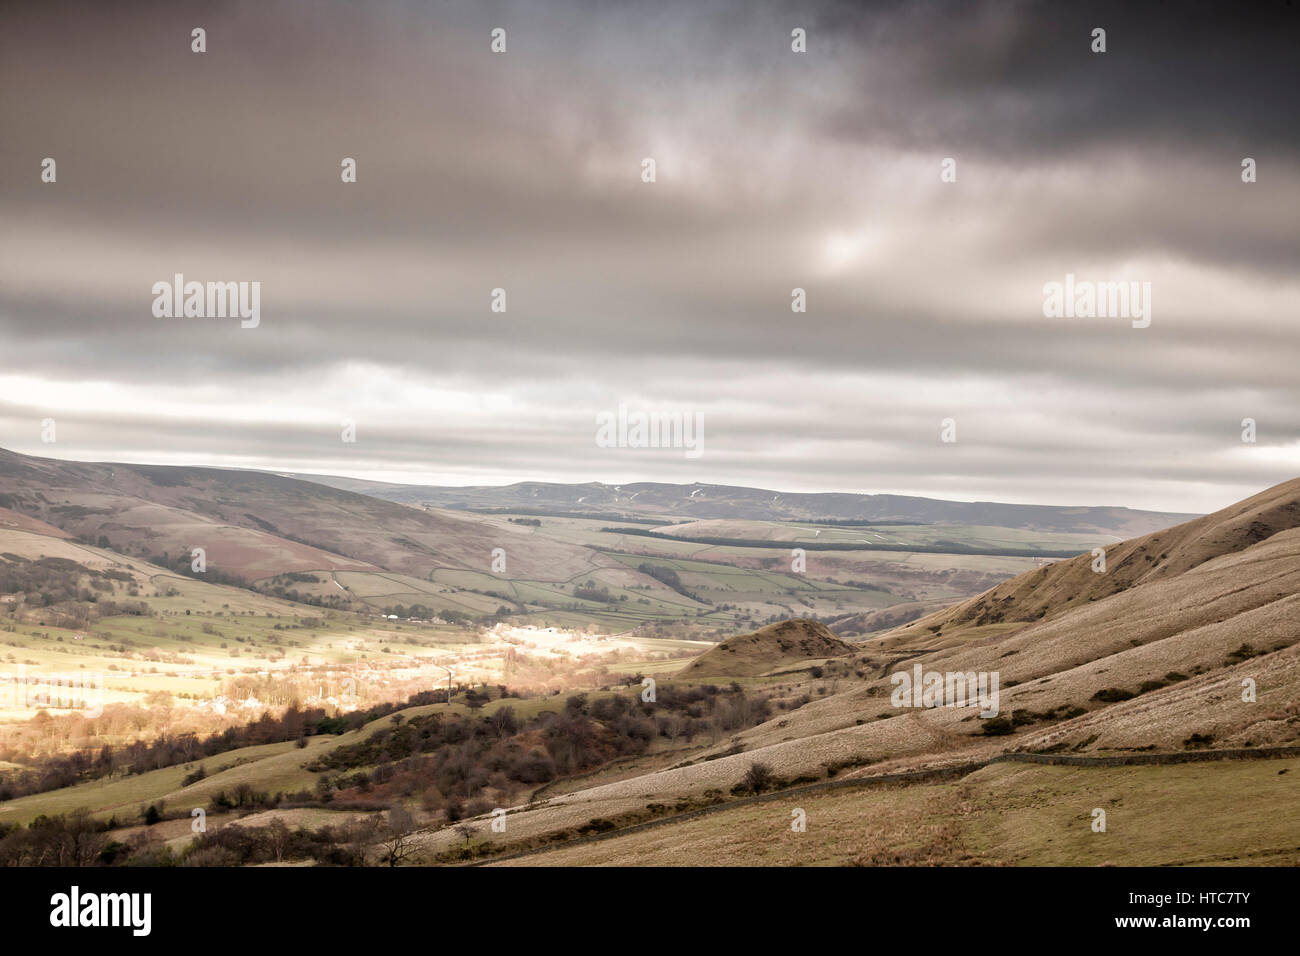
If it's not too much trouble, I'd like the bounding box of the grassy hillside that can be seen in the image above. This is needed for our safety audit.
[683,619,857,679]
[396,475,1300,865]
[883,475,1300,646]
[2,447,1050,633]
[499,756,1300,866]
[5,457,1297,868]
[0,446,606,585]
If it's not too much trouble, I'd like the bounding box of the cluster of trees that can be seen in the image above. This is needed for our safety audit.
[254,571,349,609]
[0,810,117,866]
[636,563,706,602]
[269,573,322,584]
[0,556,99,599]
[149,553,349,609]
[572,581,620,604]
[186,807,425,867]
[0,703,337,801]
[181,817,391,867]
[259,586,349,610]
[307,684,773,817]
[0,679,792,867]
[0,556,148,622]
[0,808,407,868]
[145,553,249,590]
[0,686,476,800]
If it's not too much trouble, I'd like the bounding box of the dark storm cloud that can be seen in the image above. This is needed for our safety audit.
[0,0,1297,512]
[815,0,1300,157]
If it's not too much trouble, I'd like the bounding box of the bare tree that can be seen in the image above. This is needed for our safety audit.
[67,808,108,867]
[383,807,420,867]
[265,819,291,863]
[660,714,686,744]
[343,815,382,866]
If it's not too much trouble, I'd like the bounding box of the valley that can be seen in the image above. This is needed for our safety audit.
[2,447,1297,869]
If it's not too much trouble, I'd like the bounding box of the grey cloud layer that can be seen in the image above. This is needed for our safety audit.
[1,0,1297,513]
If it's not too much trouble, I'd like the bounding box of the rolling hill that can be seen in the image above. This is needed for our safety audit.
[4,474,1298,867]
[0,447,610,586]
[288,475,1197,537]
[683,619,856,678]
[3,447,1149,634]
[881,475,1300,649]
[401,474,1300,864]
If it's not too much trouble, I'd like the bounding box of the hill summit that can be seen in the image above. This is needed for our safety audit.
[886,475,1300,645]
[684,619,856,678]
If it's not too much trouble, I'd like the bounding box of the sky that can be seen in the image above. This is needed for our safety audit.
[1,0,1297,514]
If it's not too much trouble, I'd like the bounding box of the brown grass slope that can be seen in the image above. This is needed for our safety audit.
[683,619,857,678]
[408,478,1300,859]
[0,506,72,539]
[881,476,1300,651]
[0,447,606,583]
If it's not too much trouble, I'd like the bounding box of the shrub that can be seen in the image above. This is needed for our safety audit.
[741,762,775,794]
[1091,687,1135,703]
[980,716,1014,736]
